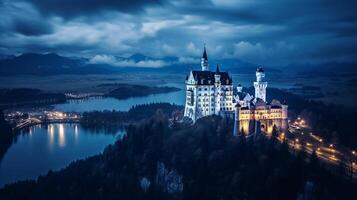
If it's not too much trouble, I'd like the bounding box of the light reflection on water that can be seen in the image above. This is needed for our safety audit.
[59,124,65,147]
[0,124,123,187]
[48,124,54,147]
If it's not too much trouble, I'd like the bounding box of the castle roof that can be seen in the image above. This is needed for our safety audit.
[254,98,267,109]
[202,45,208,60]
[257,67,264,72]
[186,70,232,85]
[236,92,247,100]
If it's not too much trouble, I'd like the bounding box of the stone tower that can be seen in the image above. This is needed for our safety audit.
[253,67,268,102]
[233,104,241,136]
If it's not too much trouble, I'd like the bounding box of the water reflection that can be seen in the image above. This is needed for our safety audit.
[59,124,65,147]
[0,123,122,187]
[48,124,54,146]
[74,125,79,143]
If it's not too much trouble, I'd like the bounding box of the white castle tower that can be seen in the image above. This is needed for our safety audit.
[201,44,209,71]
[253,67,268,102]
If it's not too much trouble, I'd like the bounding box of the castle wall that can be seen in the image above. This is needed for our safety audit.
[236,107,288,135]
[184,80,234,122]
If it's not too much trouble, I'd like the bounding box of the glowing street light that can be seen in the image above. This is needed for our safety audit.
[319,139,323,142]
[329,144,334,148]
[352,151,356,155]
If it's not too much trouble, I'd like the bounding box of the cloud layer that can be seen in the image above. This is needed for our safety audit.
[89,54,168,68]
[1,0,357,66]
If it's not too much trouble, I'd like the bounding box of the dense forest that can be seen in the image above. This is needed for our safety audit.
[80,103,183,133]
[0,111,355,200]
[105,84,180,100]
[0,88,66,108]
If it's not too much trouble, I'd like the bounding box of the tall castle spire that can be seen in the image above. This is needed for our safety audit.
[201,43,209,71]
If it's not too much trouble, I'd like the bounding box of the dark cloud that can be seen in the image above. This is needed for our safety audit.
[12,19,53,36]
[27,0,163,17]
[0,0,356,65]
[0,1,54,36]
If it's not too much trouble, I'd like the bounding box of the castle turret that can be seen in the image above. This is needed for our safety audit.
[233,104,241,136]
[212,64,221,115]
[214,64,221,81]
[201,44,209,71]
[237,84,243,93]
[253,67,268,102]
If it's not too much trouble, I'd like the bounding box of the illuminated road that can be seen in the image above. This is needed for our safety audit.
[279,117,357,178]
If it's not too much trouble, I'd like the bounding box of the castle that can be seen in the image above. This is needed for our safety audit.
[184,46,288,135]
[184,45,234,121]
[233,67,288,136]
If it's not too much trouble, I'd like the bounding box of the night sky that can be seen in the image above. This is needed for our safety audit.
[1,0,357,65]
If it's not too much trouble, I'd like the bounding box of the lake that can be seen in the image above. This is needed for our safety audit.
[53,89,185,112]
[0,124,124,187]
[0,89,184,187]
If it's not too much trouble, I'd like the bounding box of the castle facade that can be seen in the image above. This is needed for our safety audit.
[184,45,288,135]
[233,68,288,136]
[184,46,234,122]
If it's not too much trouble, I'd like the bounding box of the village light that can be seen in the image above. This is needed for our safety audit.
[280,133,285,140]
[352,151,356,155]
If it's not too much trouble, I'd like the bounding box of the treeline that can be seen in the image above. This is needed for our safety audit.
[105,84,180,100]
[0,114,356,199]
[247,87,357,149]
[0,110,13,161]
[0,88,66,108]
[80,103,183,128]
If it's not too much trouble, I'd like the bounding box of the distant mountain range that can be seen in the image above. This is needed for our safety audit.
[0,53,121,76]
[0,52,355,76]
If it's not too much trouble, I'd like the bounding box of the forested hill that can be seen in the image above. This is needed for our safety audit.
[0,113,355,199]
[105,84,180,100]
[0,88,66,108]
